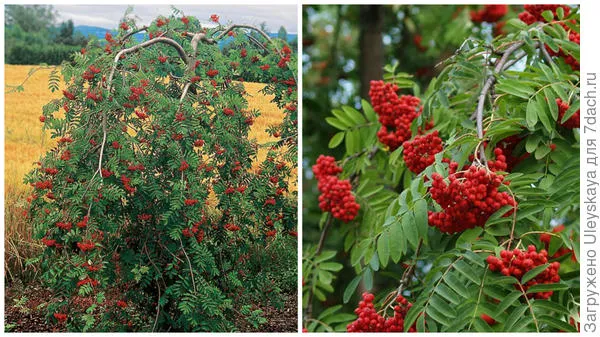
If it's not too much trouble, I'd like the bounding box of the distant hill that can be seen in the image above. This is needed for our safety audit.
[74,25,297,44]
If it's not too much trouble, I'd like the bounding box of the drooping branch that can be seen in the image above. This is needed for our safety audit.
[107,37,189,89]
[183,31,216,45]
[85,35,191,208]
[211,24,273,44]
[119,25,148,44]
[474,41,525,163]
[247,34,269,53]
[208,24,297,83]
[177,33,204,109]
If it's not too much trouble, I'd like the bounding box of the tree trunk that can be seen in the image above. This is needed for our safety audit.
[359,5,384,99]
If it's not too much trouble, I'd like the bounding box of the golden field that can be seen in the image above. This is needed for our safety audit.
[4,64,295,280]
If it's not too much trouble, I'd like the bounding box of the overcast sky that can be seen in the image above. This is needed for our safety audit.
[53,5,297,33]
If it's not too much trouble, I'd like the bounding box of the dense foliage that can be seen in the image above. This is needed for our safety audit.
[25,9,297,332]
[303,4,580,332]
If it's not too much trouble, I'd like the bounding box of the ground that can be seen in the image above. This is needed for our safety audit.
[4,280,297,332]
[4,64,297,332]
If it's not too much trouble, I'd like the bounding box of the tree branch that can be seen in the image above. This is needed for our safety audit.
[539,44,556,67]
[211,24,273,44]
[206,24,297,83]
[474,41,524,164]
[119,25,148,44]
[94,36,189,191]
[179,238,197,293]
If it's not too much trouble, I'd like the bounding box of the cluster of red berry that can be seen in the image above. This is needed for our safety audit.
[33,180,53,190]
[82,65,101,81]
[346,292,416,332]
[519,5,579,70]
[56,221,72,230]
[77,240,96,252]
[369,80,422,151]
[278,45,293,68]
[518,4,571,24]
[54,313,67,323]
[179,160,190,172]
[545,33,580,70]
[77,277,99,287]
[470,5,508,23]
[156,18,167,27]
[184,198,198,206]
[494,135,529,171]
[128,85,146,102]
[206,69,219,77]
[121,174,136,194]
[224,223,241,231]
[63,90,76,100]
[101,168,113,178]
[182,222,205,243]
[428,164,516,233]
[77,216,89,229]
[557,98,580,129]
[402,130,443,174]
[61,150,71,161]
[486,245,561,299]
[313,155,360,222]
[127,163,145,171]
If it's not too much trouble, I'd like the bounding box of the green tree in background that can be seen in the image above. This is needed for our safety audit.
[5,5,88,65]
[5,4,56,33]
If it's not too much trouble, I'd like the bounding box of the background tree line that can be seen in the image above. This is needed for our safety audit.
[5,5,89,65]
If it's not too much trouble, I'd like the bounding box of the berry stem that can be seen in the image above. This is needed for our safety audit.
[517,282,540,332]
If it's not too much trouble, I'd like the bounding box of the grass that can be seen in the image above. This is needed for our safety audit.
[4,64,294,282]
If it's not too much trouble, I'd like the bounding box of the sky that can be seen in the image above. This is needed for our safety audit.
[53,5,297,33]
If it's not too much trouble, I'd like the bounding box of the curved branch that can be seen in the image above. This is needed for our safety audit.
[474,41,524,163]
[107,37,189,88]
[211,24,273,43]
[184,31,215,45]
[200,24,297,83]
[98,37,189,178]
[119,25,148,44]
[247,34,269,53]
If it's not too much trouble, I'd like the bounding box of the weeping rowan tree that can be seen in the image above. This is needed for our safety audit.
[303,5,580,332]
[26,9,297,332]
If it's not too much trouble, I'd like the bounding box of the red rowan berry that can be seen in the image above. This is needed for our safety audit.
[428,165,516,233]
[402,130,443,174]
[557,98,580,128]
[471,5,508,23]
[369,80,422,150]
[486,246,561,299]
